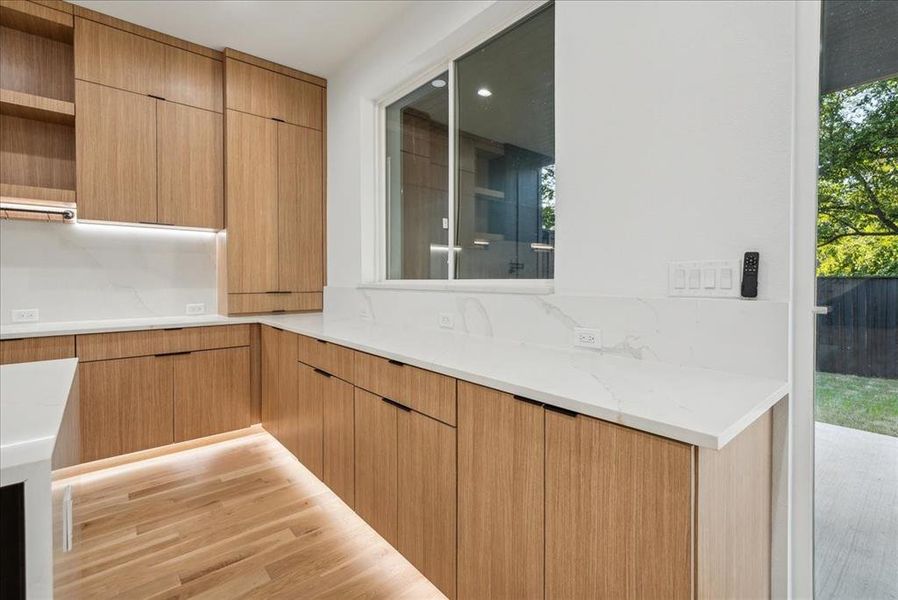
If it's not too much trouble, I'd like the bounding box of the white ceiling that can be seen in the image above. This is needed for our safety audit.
[70,0,414,77]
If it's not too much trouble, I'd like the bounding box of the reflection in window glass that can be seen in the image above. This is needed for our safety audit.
[385,71,449,279]
[454,5,555,279]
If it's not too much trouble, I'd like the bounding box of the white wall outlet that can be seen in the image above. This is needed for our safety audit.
[186,303,206,315]
[668,259,742,298]
[11,308,39,323]
[573,327,602,349]
[438,313,455,329]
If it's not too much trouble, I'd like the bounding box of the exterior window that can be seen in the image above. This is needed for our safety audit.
[384,4,554,281]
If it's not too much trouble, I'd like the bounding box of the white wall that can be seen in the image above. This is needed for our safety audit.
[328,0,795,302]
[555,0,794,300]
[0,220,217,324]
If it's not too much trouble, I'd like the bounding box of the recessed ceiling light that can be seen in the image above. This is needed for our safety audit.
[477,87,492,97]
[431,79,446,88]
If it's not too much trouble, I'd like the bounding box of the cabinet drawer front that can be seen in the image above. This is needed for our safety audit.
[227,292,322,315]
[1,335,75,364]
[296,334,353,381]
[165,325,251,354]
[353,352,456,426]
[77,329,168,361]
[77,325,250,361]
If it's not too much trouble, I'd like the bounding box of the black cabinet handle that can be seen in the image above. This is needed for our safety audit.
[544,404,578,418]
[163,327,183,331]
[513,394,544,408]
[265,290,291,294]
[147,94,166,101]
[313,368,332,378]
[272,117,285,122]
[387,359,404,367]
[315,339,327,344]
[271,310,286,313]
[155,351,191,357]
[382,397,411,412]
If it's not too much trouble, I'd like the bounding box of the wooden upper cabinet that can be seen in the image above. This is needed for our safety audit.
[75,17,163,97]
[76,80,156,223]
[74,17,221,112]
[161,43,222,112]
[225,57,322,129]
[457,382,545,600]
[226,109,279,293]
[545,410,694,600]
[278,122,323,292]
[157,101,223,228]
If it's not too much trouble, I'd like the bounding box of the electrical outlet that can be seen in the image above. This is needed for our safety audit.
[438,313,454,329]
[573,327,602,349]
[12,308,39,323]
[186,303,206,315]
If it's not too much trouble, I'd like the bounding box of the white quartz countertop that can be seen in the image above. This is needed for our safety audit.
[1,358,79,472]
[259,314,787,449]
[1,314,789,449]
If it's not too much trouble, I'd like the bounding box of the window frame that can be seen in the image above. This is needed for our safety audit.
[373,1,554,292]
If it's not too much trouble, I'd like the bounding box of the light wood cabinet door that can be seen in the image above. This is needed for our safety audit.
[457,382,544,600]
[226,58,322,128]
[321,372,355,507]
[76,80,156,223]
[225,109,278,293]
[277,122,323,292]
[173,347,250,441]
[295,362,323,475]
[161,44,222,113]
[79,356,173,463]
[260,325,280,440]
[354,387,399,546]
[545,410,694,600]
[157,102,223,228]
[397,410,456,599]
[275,329,298,452]
[75,17,164,98]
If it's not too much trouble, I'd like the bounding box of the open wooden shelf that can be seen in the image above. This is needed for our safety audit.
[0,88,74,125]
[0,182,75,205]
[0,0,73,43]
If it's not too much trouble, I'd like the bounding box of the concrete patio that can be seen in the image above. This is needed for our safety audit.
[815,421,898,599]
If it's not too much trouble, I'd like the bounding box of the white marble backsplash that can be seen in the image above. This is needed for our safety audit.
[325,285,788,381]
[0,220,217,324]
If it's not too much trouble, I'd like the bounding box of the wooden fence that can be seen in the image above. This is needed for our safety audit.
[816,277,898,378]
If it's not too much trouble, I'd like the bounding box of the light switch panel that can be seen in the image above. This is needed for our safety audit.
[668,260,742,298]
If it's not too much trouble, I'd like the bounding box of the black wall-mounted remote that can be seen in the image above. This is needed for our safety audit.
[741,251,759,298]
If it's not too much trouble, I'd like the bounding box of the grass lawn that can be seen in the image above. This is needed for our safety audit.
[816,372,898,437]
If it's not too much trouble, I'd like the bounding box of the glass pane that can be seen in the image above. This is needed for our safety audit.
[815,2,898,598]
[454,5,555,279]
[385,71,449,279]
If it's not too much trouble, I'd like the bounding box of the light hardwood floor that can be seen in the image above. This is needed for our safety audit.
[53,430,445,599]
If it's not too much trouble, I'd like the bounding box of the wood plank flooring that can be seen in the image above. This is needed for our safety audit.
[53,431,445,599]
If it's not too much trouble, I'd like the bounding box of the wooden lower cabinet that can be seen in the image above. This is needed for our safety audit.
[79,355,173,462]
[173,347,251,442]
[545,410,694,600]
[320,372,355,506]
[354,388,399,545]
[295,362,324,476]
[397,408,456,599]
[0,335,74,364]
[260,325,281,441]
[457,382,545,600]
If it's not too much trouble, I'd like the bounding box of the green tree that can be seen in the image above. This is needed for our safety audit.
[817,78,898,276]
[540,163,555,231]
